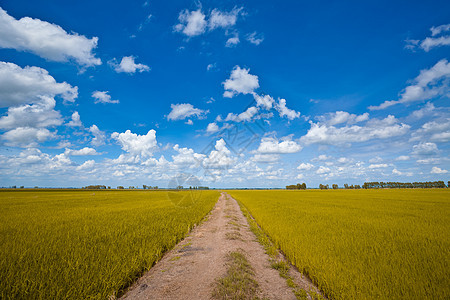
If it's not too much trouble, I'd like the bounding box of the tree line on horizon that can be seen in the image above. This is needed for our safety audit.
[286,181,449,190]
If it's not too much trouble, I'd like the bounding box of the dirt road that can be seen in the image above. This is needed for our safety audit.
[121,192,319,299]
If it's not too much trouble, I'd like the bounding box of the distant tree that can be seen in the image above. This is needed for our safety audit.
[301,183,307,190]
[117,186,124,189]
[332,184,338,189]
[344,184,349,189]
[108,186,111,189]
[20,186,24,189]
[143,185,147,190]
[11,186,16,189]
[319,184,329,190]
[34,186,39,189]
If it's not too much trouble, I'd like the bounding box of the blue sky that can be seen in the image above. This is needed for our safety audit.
[0,0,449,188]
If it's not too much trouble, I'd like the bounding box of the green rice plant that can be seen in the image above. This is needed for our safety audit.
[0,189,219,299]
[229,189,450,299]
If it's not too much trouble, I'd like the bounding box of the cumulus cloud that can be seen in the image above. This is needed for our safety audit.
[110,56,150,74]
[253,94,275,110]
[111,129,157,158]
[430,166,448,174]
[2,127,55,147]
[92,91,119,104]
[67,111,82,127]
[411,142,439,156]
[174,7,243,37]
[206,122,220,133]
[0,96,62,130]
[208,7,242,30]
[0,61,78,107]
[369,59,450,110]
[65,147,98,156]
[410,118,450,143]
[368,163,388,169]
[251,153,280,163]
[246,32,264,45]
[225,106,259,122]
[174,9,207,37]
[0,7,100,66]
[172,144,205,166]
[89,125,106,147]
[316,166,330,174]
[300,115,410,145]
[255,137,302,154]
[225,35,240,47]
[223,66,259,97]
[297,162,314,170]
[396,155,410,161]
[421,24,450,51]
[318,111,369,125]
[167,103,208,121]
[276,98,300,120]
[203,139,236,169]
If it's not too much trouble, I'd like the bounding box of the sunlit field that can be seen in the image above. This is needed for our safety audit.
[229,189,450,299]
[0,189,219,299]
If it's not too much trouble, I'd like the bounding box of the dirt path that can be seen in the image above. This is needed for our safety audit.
[121,192,317,300]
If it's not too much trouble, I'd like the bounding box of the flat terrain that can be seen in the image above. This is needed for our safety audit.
[0,190,219,299]
[229,189,450,299]
[122,192,319,299]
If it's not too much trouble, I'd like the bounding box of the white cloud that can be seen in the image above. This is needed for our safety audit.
[174,9,207,37]
[76,160,95,171]
[207,63,216,71]
[297,163,314,170]
[276,98,300,120]
[431,166,448,174]
[396,155,410,161]
[369,156,383,163]
[172,144,205,166]
[0,8,100,66]
[92,91,119,104]
[255,137,302,154]
[251,153,280,163]
[300,115,410,145]
[411,118,450,143]
[208,7,242,30]
[312,154,330,161]
[411,102,435,119]
[431,24,450,36]
[421,36,450,51]
[316,166,330,174]
[412,142,439,156]
[167,103,208,121]
[225,106,259,122]
[369,59,450,110]
[203,139,236,169]
[2,127,55,147]
[206,122,219,133]
[185,119,193,125]
[246,32,264,45]
[67,111,82,127]
[225,36,240,47]
[223,66,259,98]
[89,125,106,147]
[0,96,62,130]
[368,163,388,169]
[110,56,150,74]
[253,93,275,110]
[0,61,78,107]
[65,147,98,156]
[111,129,158,158]
[318,111,369,125]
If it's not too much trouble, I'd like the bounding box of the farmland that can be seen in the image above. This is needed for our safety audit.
[228,189,450,299]
[0,189,219,299]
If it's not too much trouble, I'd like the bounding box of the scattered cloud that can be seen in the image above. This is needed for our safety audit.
[368,163,388,169]
[411,142,439,156]
[67,112,83,127]
[0,61,78,107]
[225,35,240,47]
[206,122,219,133]
[167,103,208,121]
[255,136,302,154]
[208,7,242,30]
[297,162,314,170]
[301,115,410,145]
[0,7,100,66]
[275,98,300,120]
[396,155,410,161]
[111,129,158,158]
[316,166,330,174]
[110,56,150,74]
[2,127,55,147]
[369,59,450,110]
[174,8,207,37]
[92,91,119,104]
[430,166,448,174]
[89,125,106,147]
[223,66,259,97]
[65,147,98,156]
[246,32,264,45]
[318,111,369,125]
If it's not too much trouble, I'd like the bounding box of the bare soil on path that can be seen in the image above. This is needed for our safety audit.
[121,192,318,300]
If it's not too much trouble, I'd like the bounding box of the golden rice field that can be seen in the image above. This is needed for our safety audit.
[0,189,219,299]
[228,189,450,299]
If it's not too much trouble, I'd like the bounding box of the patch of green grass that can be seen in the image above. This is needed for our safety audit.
[212,250,260,300]
[0,190,219,299]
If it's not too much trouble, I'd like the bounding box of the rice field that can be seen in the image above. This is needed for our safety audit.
[0,189,219,299]
[228,189,450,299]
